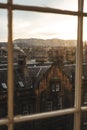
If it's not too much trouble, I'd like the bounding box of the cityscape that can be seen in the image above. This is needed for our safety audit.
[0,38,87,130]
[0,0,87,130]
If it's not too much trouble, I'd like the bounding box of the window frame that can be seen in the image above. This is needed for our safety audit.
[0,0,86,130]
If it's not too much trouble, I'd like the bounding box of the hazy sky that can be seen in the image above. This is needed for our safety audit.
[13,0,77,10]
[0,0,87,41]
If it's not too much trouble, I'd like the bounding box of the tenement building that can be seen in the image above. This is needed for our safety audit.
[1,46,87,130]
[0,48,74,130]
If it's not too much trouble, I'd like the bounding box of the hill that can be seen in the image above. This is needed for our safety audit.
[13,38,76,47]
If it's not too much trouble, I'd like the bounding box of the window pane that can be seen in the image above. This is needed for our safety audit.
[13,0,78,11]
[82,17,87,106]
[13,11,77,40]
[81,112,87,130]
[14,114,74,130]
[0,10,7,42]
[0,0,7,3]
[0,125,7,130]
[84,1,87,12]
[13,11,77,115]
[0,9,8,119]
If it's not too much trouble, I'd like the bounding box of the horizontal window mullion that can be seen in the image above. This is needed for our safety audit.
[0,118,9,126]
[0,3,8,8]
[81,106,87,111]
[0,3,84,16]
[1,4,87,17]
[12,5,78,15]
[1,3,87,17]
[14,108,76,123]
[0,107,82,125]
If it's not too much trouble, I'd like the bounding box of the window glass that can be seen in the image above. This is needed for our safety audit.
[83,18,87,42]
[84,1,87,12]
[12,11,77,115]
[0,9,7,119]
[82,17,87,107]
[13,0,78,11]
[0,9,7,42]
[0,125,7,130]
[13,11,77,40]
[0,1,85,130]
[81,112,87,130]
[0,0,7,3]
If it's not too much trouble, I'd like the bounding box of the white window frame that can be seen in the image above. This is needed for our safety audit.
[0,0,86,130]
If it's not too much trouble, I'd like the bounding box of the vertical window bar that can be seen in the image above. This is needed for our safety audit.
[74,0,84,130]
[7,0,14,130]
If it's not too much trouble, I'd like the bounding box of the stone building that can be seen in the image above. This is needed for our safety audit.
[0,48,74,130]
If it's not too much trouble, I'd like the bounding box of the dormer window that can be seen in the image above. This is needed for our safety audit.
[30,85,33,88]
[56,83,60,92]
[52,83,60,92]
[18,81,24,88]
[52,84,55,92]
[2,83,7,89]
[50,79,61,93]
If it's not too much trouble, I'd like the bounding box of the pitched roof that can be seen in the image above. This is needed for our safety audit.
[0,63,51,92]
[63,63,87,80]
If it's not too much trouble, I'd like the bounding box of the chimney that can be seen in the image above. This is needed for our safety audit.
[17,50,29,79]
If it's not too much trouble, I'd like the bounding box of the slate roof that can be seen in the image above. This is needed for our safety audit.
[0,63,51,92]
[1,62,87,93]
[0,47,51,91]
[28,65,51,79]
[28,65,51,88]
[63,63,87,80]
[0,68,7,92]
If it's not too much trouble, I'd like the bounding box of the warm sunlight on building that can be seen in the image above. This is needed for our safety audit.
[0,1,87,130]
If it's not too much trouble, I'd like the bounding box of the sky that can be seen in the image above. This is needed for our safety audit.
[0,0,87,42]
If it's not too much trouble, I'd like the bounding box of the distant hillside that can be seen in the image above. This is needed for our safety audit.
[13,38,77,47]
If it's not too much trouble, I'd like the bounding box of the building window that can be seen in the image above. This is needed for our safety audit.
[2,83,7,89]
[56,83,60,92]
[51,83,55,92]
[18,81,24,88]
